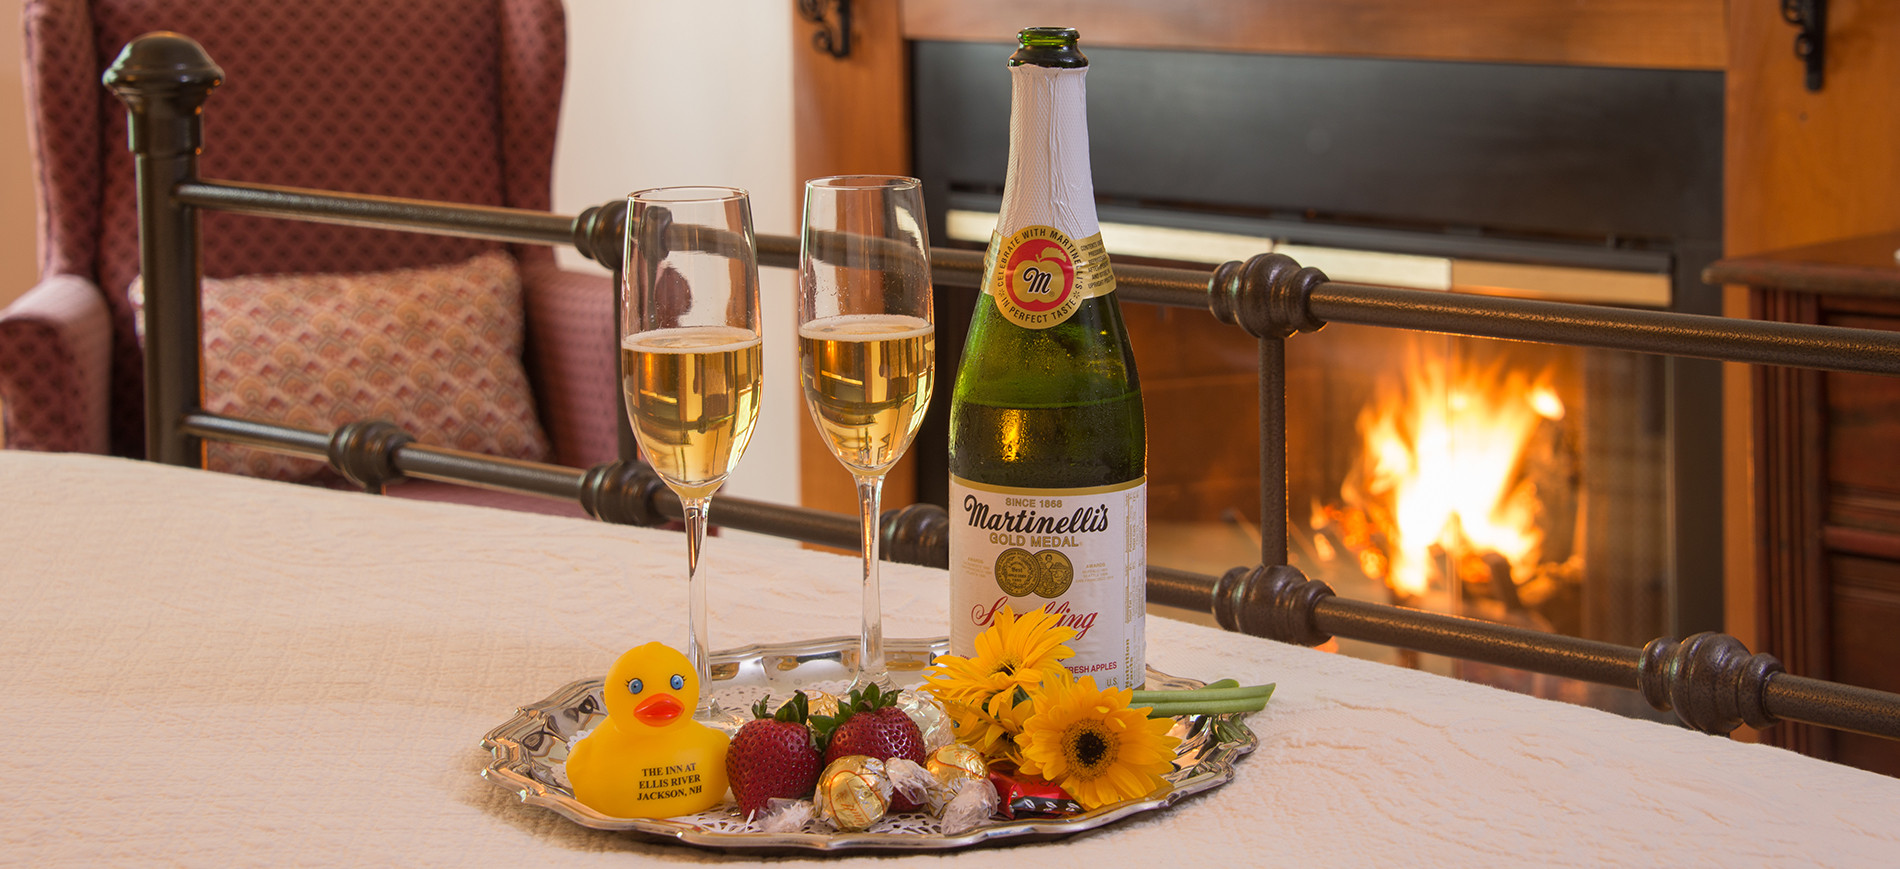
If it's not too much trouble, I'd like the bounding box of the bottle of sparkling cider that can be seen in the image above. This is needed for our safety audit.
[948,27,1146,688]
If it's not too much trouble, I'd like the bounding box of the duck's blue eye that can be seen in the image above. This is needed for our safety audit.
[669,673,685,691]
[627,678,644,694]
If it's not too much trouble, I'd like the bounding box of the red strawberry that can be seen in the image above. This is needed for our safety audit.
[813,684,928,812]
[726,691,822,820]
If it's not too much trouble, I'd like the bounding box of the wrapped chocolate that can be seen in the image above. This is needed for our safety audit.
[988,769,1083,820]
[895,689,955,751]
[755,797,815,834]
[925,744,987,788]
[805,690,842,720]
[939,777,1001,835]
[884,758,937,814]
[813,755,892,831]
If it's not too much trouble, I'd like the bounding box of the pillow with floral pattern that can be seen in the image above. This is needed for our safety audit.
[130,250,549,482]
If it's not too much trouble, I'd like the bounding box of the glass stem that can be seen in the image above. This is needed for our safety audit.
[855,472,889,689]
[682,496,713,715]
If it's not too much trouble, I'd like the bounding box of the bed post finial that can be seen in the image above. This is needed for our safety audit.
[105,33,224,467]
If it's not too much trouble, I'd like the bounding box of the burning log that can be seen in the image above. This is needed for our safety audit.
[1482,550,1525,614]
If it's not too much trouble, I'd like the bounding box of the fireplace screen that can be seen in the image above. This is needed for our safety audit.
[1285,324,1669,713]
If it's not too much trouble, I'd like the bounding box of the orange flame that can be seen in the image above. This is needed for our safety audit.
[1339,353,1562,598]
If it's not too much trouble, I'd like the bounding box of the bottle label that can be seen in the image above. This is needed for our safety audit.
[984,226,1118,330]
[948,474,1146,689]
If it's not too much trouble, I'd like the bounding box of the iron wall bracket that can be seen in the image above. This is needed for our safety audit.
[797,0,851,59]
[1782,0,1827,92]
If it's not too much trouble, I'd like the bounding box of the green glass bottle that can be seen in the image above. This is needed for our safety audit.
[947,27,1146,689]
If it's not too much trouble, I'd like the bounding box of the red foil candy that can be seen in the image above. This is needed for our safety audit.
[987,769,1083,820]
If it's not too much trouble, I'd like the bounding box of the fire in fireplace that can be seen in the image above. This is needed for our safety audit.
[1285,327,1668,713]
[1301,336,1578,626]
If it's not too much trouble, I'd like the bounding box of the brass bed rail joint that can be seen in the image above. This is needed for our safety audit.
[327,421,414,493]
[1210,253,1329,340]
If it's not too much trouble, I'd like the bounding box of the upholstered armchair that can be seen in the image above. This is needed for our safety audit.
[0,0,620,510]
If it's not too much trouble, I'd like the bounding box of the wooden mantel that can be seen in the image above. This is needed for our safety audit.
[899,0,1727,69]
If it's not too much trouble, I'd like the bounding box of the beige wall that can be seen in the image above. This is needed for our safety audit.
[0,0,36,308]
[554,0,799,519]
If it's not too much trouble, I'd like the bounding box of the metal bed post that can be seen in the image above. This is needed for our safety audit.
[104,33,223,468]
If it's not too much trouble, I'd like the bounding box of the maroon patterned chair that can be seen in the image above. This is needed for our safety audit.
[0,0,619,513]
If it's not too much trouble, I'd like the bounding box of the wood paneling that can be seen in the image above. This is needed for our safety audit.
[1826,318,1900,499]
[1749,288,1832,759]
[1725,0,1900,257]
[1830,555,1900,777]
[1719,232,1900,773]
[1720,1,1900,749]
[901,0,1725,70]
[791,1,915,518]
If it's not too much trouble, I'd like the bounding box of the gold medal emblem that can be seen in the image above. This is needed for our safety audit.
[994,547,1038,596]
[1033,549,1074,597]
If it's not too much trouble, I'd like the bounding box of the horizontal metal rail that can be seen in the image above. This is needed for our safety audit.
[181,412,866,551]
[179,409,1900,744]
[175,180,580,247]
[166,180,1900,379]
[1307,282,1900,375]
[170,180,1209,307]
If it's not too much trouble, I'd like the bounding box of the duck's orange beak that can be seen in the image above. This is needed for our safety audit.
[633,693,683,725]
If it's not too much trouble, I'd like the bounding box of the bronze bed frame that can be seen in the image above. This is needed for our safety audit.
[104,33,1900,750]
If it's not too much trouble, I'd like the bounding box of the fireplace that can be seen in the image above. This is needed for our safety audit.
[1283,326,1669,712]
[911,41,1724,713]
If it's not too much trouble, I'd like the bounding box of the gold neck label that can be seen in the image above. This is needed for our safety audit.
[984,226,1116,329]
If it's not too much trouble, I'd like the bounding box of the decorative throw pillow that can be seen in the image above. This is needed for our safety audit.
[129,250,550,482]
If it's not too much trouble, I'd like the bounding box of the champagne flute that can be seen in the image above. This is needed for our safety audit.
[797,176,935,690]
[622,186,762,717]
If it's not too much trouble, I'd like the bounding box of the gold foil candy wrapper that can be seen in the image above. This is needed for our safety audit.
[813,755,892,831]
[896,690,955,751]
[925,744,988,788]
[805,690,841,720]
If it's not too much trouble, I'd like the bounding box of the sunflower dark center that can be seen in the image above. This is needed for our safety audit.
[1065,722,1116,774]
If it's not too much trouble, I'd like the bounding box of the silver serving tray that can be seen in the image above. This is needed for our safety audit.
[479,636,1256,853]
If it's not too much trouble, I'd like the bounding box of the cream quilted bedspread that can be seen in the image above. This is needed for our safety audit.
[3,451,1897,867]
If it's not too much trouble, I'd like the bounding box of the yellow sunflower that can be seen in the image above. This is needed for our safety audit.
[1016,675,1182,810]
[921,605,1076,709]
[940,689,1036,766]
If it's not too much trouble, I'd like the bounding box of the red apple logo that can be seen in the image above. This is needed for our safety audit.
[1004,238,1075,313]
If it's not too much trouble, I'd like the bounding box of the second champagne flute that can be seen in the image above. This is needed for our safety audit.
[622,186,762,717]
[797,176,935,690]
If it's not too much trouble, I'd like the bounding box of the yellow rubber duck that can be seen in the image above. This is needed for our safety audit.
[566,642,730,818]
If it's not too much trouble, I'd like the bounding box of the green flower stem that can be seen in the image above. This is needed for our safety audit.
[1130,683,1275,705]
[1139,696,1272,718]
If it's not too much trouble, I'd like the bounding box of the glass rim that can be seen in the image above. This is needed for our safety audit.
[627,185,750,204]
[804,174,921,192]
